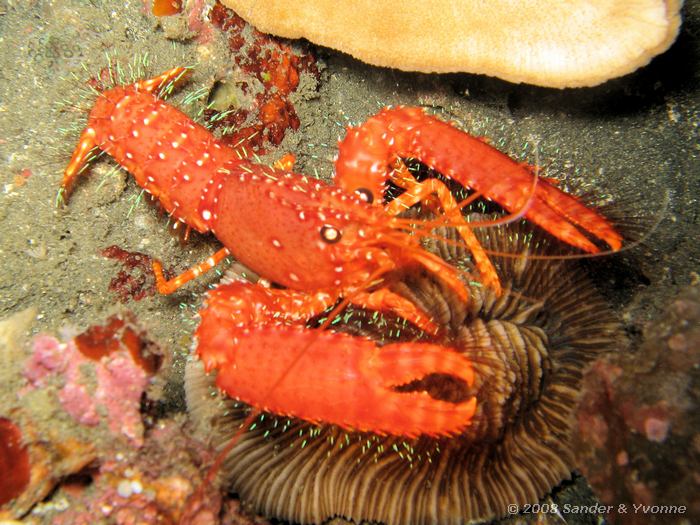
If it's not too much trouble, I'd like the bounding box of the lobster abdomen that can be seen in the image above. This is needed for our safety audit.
[88,86,240,233]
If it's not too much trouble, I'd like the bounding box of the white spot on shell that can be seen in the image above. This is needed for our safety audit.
[201,209,212,220]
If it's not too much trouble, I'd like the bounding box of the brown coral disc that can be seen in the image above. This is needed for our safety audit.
[185,222,621,525]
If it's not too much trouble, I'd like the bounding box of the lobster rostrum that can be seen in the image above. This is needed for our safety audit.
[62,67,621,438]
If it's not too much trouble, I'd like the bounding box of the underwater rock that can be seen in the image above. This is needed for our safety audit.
[0,310,162,519]
[42,418,217,525]
[0,410,97,520]
[207,3,319,154]
[0,307,36,390]
[0,308,97,519]
[575,284,700,525]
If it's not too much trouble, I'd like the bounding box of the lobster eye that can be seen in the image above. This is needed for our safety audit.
[320,225,342,244]
[354,187,374,204]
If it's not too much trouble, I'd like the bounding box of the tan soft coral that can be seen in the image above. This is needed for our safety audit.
[221,0,683,88]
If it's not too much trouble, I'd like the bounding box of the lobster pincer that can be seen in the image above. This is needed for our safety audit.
[196,281,476,438]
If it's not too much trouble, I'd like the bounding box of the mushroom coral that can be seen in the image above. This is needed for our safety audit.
[220,0,682,88]
[185,220,622,525]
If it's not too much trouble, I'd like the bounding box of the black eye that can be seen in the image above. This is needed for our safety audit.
[354,188,374,204]
[320,225,342,244]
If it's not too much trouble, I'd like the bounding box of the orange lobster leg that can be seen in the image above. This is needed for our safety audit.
[349,287,439,334]
[196,281,477,437]
[61,127,97,199]
[386,161,502,295]
[152,247,231,295]
[133,66,189,94]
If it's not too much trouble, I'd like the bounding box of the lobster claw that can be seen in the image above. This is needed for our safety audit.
[358,342,477,438]
[200,308,478,438]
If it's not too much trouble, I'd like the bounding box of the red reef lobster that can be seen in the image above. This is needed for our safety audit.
[62,67,622,438]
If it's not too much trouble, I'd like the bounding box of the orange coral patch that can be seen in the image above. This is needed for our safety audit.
[0,417,31,506]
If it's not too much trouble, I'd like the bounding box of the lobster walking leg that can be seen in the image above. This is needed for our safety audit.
[385,164,502,295]
[196,281,477,438]
[152,247,231,294]
[349,287,439,334]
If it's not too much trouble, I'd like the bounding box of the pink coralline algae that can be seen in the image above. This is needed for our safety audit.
[22,325,152,445]
[644,417,670,443]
